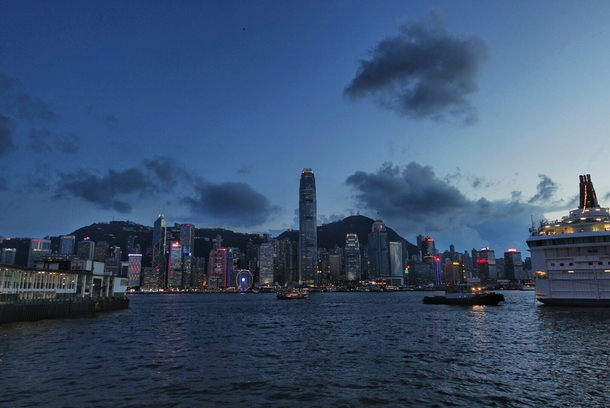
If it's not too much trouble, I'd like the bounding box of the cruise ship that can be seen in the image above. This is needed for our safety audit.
[527,174,610,306]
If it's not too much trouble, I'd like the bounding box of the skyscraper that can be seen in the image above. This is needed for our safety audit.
[77,239,95,260]
[368,216,389,279]
[59,235,76,255]
[299,168,318,285]
[344,233,361,282]
[152,214,167,289]
[180,223,195,288]
[258,243,275,286]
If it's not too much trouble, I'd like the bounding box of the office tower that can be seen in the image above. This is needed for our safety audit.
[368,216,389,279]
[1,248,16,265]
[329,250,342,282]
[27,238,52,267]
[77,239,95,260]
[59,235,76,255]
[208,247,230,288]
[128,254,142,287]
[344,233,361,282]
[168,241,183,288]
[152,214,167,289]
[476,247,497,283]
[299,168,318,285]
[389,242,403,277]
[504,249,525,281]
[180,223,195,288]
[94,241,109,262]
[258,243,275,286]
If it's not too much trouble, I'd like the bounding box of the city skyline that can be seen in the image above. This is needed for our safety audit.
[4,1,610,254]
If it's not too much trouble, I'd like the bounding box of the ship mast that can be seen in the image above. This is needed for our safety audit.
[579,174,600,209]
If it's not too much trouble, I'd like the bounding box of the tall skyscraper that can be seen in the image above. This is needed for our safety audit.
[368,216,389,279]
[180,223,195,288]
[476,247,497,283]
[504,249,525,281]
[299,168,318,285]
[258,243,275,286]
[152,214,167,289]
[27,238,51,267]
[168,241,183,288]
[389,241,403,277]
[344,233,361,282]
[128,253,142,287]
[77,239,95,260]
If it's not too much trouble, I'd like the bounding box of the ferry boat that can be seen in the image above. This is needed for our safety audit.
[527,174,610,306]
[422,284,504,306]
[276,288,308,300]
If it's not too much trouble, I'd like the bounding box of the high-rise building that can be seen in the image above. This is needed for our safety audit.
[368,217,389,279]
[128,254,142,287]
[77,239,95,260]
[344,233,361,282]
[299,168,318,285]
[208,247,232,288]
[180,223,195,288]
[504,249,525,281]
[1,248,16,265]
[476,247,497,283]
[59,235,76,255]
[94,241,109,262]
[28,238,51,267]
[258,243,275,286]
[152,214,167,289]
[168,241,183,288]
[389,242,403,277]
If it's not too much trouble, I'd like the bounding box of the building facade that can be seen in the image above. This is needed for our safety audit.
[344,233,361,282]
[368,217,389,279]
[299,168,318,285]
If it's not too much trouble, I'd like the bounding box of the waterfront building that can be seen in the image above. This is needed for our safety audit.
[258,243,275,286]
[389,242,403,277]
[344,233,361,282]
[168,241,183,288]
[77,239,95,260]
[1,248,16,265]
[504,249,526,281]
[59,235,75,255]
[368,217,389,279]
[128,254,142,287]
[299,168,318,285]
[476,247,497,283]
[179,223,195,288]
[140,267,157,290]
[152,214,167,289]
[274,238,298,286]
[208,247,233,288]
[27,238,51,267]
[329,252,342,282]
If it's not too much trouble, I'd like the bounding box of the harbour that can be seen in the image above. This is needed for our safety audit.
[2,291,609,407]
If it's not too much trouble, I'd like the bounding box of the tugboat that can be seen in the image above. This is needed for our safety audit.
[422,283,504,306]
[276,288,308,300]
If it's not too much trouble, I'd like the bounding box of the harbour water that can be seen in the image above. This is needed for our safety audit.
[2,291,610,407]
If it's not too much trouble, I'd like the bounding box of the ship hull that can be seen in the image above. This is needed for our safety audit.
[422,293,504,306]
[536,298,610,307]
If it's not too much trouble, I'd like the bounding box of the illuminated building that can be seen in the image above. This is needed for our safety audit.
[258,243,274,286]
[299,168,318,285]
[1,248,16,265]
[208,247,234,288]
[128,253,142,287]
[77,239,95,260]
[504,249,525,281]
[27,238,51,267]
[179,223,195,287]
[344,233,361,282]
[152,214,167,289]
[389,242,403,277]
[476,247,497,283]
[368,217,389,278]
[168,241,183,288]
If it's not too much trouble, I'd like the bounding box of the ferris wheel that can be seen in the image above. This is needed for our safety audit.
[235,269,253,291]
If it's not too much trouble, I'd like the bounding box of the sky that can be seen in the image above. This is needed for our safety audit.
[2,0,610,255]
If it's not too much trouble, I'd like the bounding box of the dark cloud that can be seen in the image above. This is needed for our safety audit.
[53,133,80,154]
[237,164,253,174]
[0,113,16,156]
[144,156,191,186]
[346,162,545,243]
[102,115,119,124]
[26,129,53,152]
[16,93,58,122]
[344,10,489,124]
[183,179,281,227]
[54,168,158,213]
[528,174,558,204]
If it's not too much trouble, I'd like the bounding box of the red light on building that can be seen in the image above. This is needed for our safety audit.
[507,248,517,252]
[476,259,489,264]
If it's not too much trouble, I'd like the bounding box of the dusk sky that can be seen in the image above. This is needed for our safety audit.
[2,1,610,255]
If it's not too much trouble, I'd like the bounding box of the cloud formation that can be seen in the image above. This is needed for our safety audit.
[26,129,80,154]
[0,113,15,156]
[54,168,158,213]
[344,10,489,124]
[346,162,554,249]
[0,73,58,123]
[183,179,281,227]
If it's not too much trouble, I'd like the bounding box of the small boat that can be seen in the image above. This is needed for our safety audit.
[422,283,504,306]
[276,288,308,300]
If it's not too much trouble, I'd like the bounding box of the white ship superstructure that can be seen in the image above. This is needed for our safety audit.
[527,174,610,306]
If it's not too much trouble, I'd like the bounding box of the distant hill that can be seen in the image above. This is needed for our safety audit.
[277,215,418,256]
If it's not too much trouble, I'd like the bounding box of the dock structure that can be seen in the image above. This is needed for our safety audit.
[0,259,129,324]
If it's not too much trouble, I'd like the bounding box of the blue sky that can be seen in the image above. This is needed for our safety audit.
[2,0,610,255]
